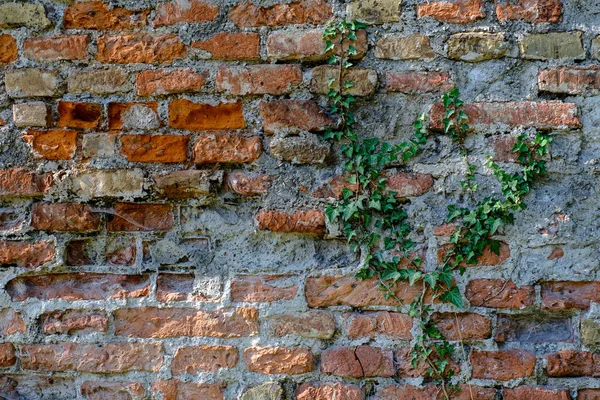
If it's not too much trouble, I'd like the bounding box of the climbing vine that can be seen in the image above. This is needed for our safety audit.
[322,21,552,399]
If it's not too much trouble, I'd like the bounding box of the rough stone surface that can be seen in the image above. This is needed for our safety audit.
[447,32,509,62]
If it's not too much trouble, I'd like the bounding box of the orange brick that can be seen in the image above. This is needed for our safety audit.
[169,100,245,131]
[58,101,102,129]
[97,34,186,64]
[23,129,78,160]
[136,68,207,96]
[216,65,302,95]
[418,0,485,24]
[107,203,174,232]
[64,1,148,30]
[496,0,562,23]
[192,32,260,60]
[120,134,189,163]
[24,35,88,61]
[229,0,332,27]
[0,34,17,63]
[154,0,218,26]
[108,102,159,130]
[193,132,261,164]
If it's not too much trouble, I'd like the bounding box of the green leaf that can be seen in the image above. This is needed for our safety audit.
[440,285,462,308]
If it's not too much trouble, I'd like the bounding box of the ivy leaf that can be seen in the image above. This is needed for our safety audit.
[440,286,463,308]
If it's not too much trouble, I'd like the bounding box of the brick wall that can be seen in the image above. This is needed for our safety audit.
[0,0,600,399]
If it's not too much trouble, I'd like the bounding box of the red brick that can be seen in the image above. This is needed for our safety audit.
[106,237,137,266]
[192,32,260,60]
[0,343,16,368]
[542,281,600,310]
[385,172,434,198]
[108,101,159,130]
[157,273,217,302]
[216,65,302,95]
[496,0,562,23]
[107,203,173,232]
[229,0,332,27]
[23,129,78,160]
[321,346,394,378]
[81,381,145,400]
[136,68,207,96]
[269,310,335,339]
[466,279,535,308]
[431,312,492,340]
[297,382,364,400]
[471,349,536,380]
[0,241,54,268]
[256,209,325,234]
[578,389,600,399]
[64,1,148,30]
[152,380,223,400]
[430,101,581,131]
[120,134,189,163]
[24,35,88,61]
[539,67,600,95]
[547,350,599,377]
[114,307,258,338]
[192,133,261,165]
[312,174,359,199]
[0,35,18,63]
[306,275,423,307]
[154,170,221,198]
[267,28,367,61]
[6,273,150,301]
[169,99,245,130]
[21,343,162,373]
[32,203,101,232]
[418,0,485,24]
[504,387,571,400]
[41,310,108,335]
[260,100,336,134]
[344,312,413,340]
[0,308,26,336]
[231,275,298,302]
[154,0,218,26]
[225,172,271,196]
[376,384,496,400]
[438,242,510,267]
[172,345,238,374]
[97,34,186,64]
[386,71,454,93]
[58,101,102,129]
[244,346,314,375]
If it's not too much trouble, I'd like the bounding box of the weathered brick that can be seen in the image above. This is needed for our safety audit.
[260,100,336,134]
[504,387,570,400]
[0,308,26,336]
[581,319,600,349]
[430,101,581,131]
[48,239,90,265]
[311,66,378,96]
[344,311,412,340]
[447,32,509,62]
[376,34,435,60]
[32,203,101,232]
[438,241,510,267]
[471,349,536,380]
[0,241,55,268]
[267,29,367,61]
[105,236,137,266]
[0,375,77,399]
[0,209,24,232]
[593,36,600,60]
[64,1,148,30]
[270,133,331,165]
[539,67,600,95]
[0,3,51,29]
[169,99,245,131]
[154,0,218,26]
[466,279,534,308]
[496,0,562,23]
[152,380,223,400]
[0,168,53,198]
[58,101,102,129]
[376,384,496,400]
[21,343,163,373]
[0,343,16,368]
[418,0,485,24]
[120,134,189,163]
[107,203,173,232]
[0,35,17,63]
[81,381,145,400]
[386,172,434,198]
[157,273,217,302]
[154,170,221,198]
[347,0,401,24]
[68,69,132,94]
[108,102,159,131]
[226,172,271,196]
[396,346,460,378]
[231,275,298,302]
[5,69,61,98]
[41,310,108,335]
[269,310,335,339]
[114,307,258,338]
[23,129,78,160]
[136,68,207,96]
[172,345,238,374]
[244,346,314,375]
[13,103,50,128]
[495,313,573,343]
[6,273,150,301]
[578,389,600,400]
[230,0,331,27]
[431,312,492,340]
[192,132,261,164]
[306,275,422,307]
[72,169,145,198]
[256,209,325,234]
[297,382,365,400]
[386,71,453,94]
[242,383,284,400]
[217,65,303,95]
[322,346,394,378]
[192,32,261,60]
[542,281,600,310]
[83,134,116,159]
[24,35,88,61]
[520,32,584,60]
[97,34,186,64]
[546,350,599,377]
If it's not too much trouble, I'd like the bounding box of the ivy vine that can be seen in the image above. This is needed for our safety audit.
[322,20,552,399]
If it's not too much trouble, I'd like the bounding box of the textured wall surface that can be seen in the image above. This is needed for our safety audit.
[1,0,600,399]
